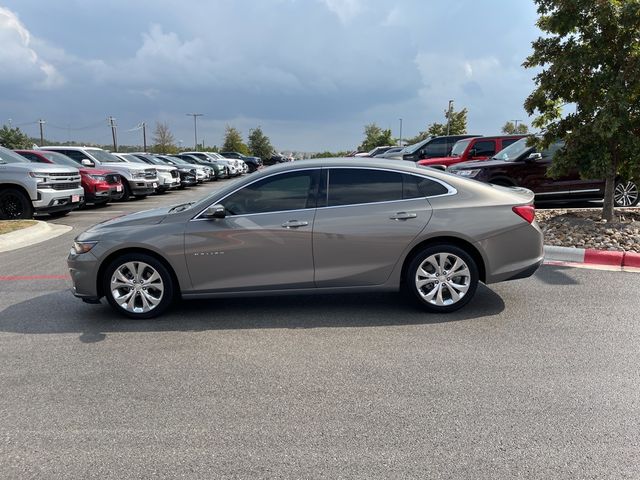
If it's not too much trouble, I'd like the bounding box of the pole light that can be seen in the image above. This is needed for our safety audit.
[398,118,403,146]
[446,100,454,136]
[186,113,204,151]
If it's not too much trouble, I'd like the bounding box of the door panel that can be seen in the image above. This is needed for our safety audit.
[313,198,431,287]
[185,210,316,291]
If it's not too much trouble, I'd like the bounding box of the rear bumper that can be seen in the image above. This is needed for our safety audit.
[479,221,544,284]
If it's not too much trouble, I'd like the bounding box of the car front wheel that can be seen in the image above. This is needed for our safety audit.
[614,180,639,207]
[104,253,174,319]
[406,245,479,313]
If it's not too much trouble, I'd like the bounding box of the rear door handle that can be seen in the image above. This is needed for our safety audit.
[282,220,309,228]
[390,212,417,220]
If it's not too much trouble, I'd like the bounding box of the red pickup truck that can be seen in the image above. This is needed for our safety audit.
[418,135,526,168]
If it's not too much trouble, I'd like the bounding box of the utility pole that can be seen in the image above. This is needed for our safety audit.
[510,119,522,129]
[398,118,403,146]
[142,122,147,152]
[186,113,204,151]
[446,100,454,136]
[38,119,45,146]
[108,116,118,152]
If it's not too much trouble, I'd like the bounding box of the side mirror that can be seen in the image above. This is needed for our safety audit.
[203,204,226,219]
[81,159,94,167]
[525,152,542,162]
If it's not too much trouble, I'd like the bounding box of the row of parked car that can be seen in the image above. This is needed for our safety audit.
[0,146,263,220]
[358,134,639,208]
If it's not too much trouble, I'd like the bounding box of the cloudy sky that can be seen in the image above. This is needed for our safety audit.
[0,0,540,152]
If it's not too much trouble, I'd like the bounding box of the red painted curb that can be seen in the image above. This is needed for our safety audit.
[584,249,624,267]
[623,251,640,268]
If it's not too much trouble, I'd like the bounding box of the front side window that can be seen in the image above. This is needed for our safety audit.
[223,170,318,215]
[423,138,449,157]
[327,169,403,207]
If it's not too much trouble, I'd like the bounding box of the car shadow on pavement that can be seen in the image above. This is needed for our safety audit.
[0,285,505,343]
[535,265,580,285]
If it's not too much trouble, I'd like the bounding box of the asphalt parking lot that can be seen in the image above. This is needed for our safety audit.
[1,179,639,479]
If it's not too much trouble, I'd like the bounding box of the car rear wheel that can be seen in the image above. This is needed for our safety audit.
[104,253,174,319]
[0,188,33,220]
[614,180,639,207]
[406,245,479,313]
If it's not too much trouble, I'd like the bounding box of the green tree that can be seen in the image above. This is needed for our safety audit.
[524,0,640,221]
[0,125,32,149]
[247,126,275,159]
[151,122,177,154]
[501,121,529,135]
[358,123,394,152]
[222,126,249,154]
[406,105,469,144]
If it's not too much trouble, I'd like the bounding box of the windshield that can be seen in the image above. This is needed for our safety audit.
[170,157,191,165]
[40,151,80,167]
[90,149,125,163]
[0,146,29,164]
[493,138,533,161]
[403,139,430,154]
[450,139,472,157]
[118,154,146,164]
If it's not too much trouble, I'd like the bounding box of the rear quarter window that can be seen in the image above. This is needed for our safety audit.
[403,174,449,198]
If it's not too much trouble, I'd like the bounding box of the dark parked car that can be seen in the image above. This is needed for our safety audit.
[68,158,544,319]
[402,135,479,162]
[152,155,198,187]
[220,151,263,172]
[16,149,124,205]
[448,138,639,207]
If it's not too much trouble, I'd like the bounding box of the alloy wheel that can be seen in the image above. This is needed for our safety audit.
[415,253,471,306]
[0,193,25,219]
[614,181,639,207]
[110,261,165,314]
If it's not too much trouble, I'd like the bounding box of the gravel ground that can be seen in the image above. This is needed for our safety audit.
[537,207,640,252]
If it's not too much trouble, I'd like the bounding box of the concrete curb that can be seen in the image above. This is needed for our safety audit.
[544,245,640,268]
[0,221,72,253]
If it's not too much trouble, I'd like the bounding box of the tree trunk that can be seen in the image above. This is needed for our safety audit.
[602,153,618,222]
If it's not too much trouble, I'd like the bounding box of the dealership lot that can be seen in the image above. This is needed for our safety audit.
[0,180,639,478]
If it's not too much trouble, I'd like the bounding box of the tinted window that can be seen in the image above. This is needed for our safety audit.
[403,174,449,198]
[224,170,317,215]
[472,140,496,157]
[328,168,403,206]
[18,152,45,163]
[501,138,519,149]
[423,138,449,158]
[53,150,87,163]
[40,151,80,167]
[541,141,564,159]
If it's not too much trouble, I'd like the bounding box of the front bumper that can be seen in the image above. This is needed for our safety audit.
[128,178,158,195]
[33,186,84,212]
[68,249,101,299]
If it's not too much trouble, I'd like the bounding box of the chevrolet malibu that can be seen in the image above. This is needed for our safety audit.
[68,159,544,319]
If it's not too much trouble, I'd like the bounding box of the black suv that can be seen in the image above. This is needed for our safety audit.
[448,138,639,207]
[220,152,263,172]
[402,135,479,162]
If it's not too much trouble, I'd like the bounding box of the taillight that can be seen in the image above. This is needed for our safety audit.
[512,205,535,224]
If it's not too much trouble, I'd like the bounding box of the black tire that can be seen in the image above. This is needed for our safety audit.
[118,181,133,201]
[614,180,639,207]
[103,253,174,319]
[405,244,479,313]
[134,195,148,200]
[0,188,33,220]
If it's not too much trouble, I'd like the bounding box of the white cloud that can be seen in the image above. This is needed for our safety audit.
[318,0,363,23]
[0,7,64,89]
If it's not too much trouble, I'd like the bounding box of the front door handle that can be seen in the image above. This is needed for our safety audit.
[282,220,309,228]
[390,212,417,221]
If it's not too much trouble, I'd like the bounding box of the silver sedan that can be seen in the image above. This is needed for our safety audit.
[68,158,544,318]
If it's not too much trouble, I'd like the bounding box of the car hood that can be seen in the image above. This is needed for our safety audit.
[100,162,149,171]
[83,206,173,234]
[3,162,78,174]
[448,158,508,170]
[79,167,117,175]
[420,156,456,164]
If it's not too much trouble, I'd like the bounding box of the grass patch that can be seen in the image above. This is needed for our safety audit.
[0,220,38,235]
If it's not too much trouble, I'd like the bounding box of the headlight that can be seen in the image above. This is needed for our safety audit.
[453,169,481,178]
[28,172,48,182]
[73,241,98,254]
[133,171,147,178]
[88,174,106,181]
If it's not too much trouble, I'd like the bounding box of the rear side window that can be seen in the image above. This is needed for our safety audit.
[18,152,44,163]
[501,138,519,149]
[54,150,87,163]
[472,140,496,157]
[403,174,449,198]
[328,168,403,206]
